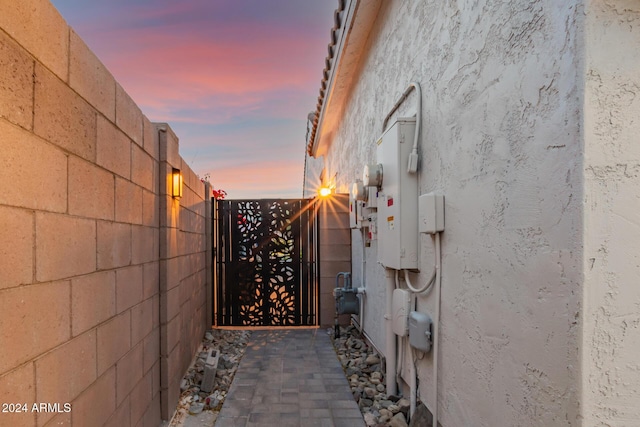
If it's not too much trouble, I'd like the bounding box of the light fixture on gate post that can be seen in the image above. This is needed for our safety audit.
[172,168,183,199]
[318,185,332,198]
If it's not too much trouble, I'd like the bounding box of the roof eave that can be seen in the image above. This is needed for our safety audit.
[307,0,383,158]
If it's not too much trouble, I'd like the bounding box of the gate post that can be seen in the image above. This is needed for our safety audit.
[204,182,213,327]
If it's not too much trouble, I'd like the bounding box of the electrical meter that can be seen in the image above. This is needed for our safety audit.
[352,180,368,201]
[363,163,383,188]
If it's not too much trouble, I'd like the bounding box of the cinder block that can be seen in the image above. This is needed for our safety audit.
[320,244,352,262]
[160,257,181,293]
[34,63,96,161]
[71,368,116,427]
[41,411,69,427]
[142,189,159,228]
[69,30,115,121]
[97,221,132,270]
[0,31,34,129]
[160,194,181,231]
[143,328,160,374]
[116,265,144,314]
[156,123,180,165]
[132,225,158,265]
[160,287,180,326]
[116,84,143,145]
[324,228,351,245]
[154,123,182,169]
[115,177,143,225]
[141,394,161,427]
[143,116,159,161]
[171,228,184,258]
[69,155,115,220]
[319,261,352,281]
[130,369,153,425]
[167,345,184,399]
[0,281,70,373]
[97,115,131,179]
[160,314,180,359]
[0,363,36,427]
[0,206,33,290]
[143,261,159,299]
[158,161,172,199]
[0,0,69,80]
[104,396,130,427]
[71,271,116,336]
[116,343,143,405]
[132,144,155,192]
[35,331,96,425]
[166,315,181,357]
[200,349,219,393]
[0,120,67,213]
[97,311,131,375]
[320,211,350,229]
[152,294,160,330]
[36,212,96,282]
[131,298,154,346]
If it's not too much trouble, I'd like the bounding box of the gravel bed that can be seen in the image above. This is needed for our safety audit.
[169,328,251,427]
[331,325,411,427]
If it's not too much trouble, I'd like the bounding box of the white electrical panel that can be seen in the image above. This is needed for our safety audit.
[392,288,411,336]
[418,193,445,234]
[374,118,419,270]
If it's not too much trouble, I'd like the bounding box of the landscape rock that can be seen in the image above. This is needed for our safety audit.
[332,325,425,427]
[169,329,250,427]
[389,412,409,427]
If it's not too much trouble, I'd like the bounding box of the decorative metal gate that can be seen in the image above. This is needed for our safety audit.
[214,199,318,326]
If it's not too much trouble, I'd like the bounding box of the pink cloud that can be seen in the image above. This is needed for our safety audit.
[203,158,304,199]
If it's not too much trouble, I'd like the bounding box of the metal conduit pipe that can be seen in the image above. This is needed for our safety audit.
[409,346,417,418]
[385,271,397,396]
[432,232,442,427]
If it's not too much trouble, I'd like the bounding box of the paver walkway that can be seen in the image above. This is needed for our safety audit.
[214,328,366,427]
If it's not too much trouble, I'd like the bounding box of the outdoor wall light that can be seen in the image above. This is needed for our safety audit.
[318,185,333,198]
[172,168,183,199]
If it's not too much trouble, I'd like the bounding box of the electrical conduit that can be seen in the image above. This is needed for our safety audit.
[385,270,397,396]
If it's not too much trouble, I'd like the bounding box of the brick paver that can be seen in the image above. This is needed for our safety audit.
[215,329,365,427]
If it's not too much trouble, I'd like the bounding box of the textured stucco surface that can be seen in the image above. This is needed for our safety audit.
[308,0,586,424]
[582,1,640,425]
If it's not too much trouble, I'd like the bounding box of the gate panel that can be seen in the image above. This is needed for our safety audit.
[215,199,317,326]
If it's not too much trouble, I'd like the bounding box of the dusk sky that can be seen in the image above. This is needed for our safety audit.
[50,0,337,199]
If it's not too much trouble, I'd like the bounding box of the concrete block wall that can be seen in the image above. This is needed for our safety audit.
[317,194,351,327]
[0,1,211,426]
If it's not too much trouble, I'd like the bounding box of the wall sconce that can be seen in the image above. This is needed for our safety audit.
[172,168,183,199]
[318,185,333,198]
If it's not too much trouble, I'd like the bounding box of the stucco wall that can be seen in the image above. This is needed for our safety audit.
[310,0,584,424]
[0,1,211,426]
[582,1,640,425]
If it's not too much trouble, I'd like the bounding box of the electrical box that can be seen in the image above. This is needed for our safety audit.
[364,187,378,210]
[374,118,419,270]
[392,288,411,336]
[418,193,445,234]
[409,311,432,352]
[349,194,362,229]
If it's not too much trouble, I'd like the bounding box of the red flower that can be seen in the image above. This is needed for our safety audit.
[212,188,227,200]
